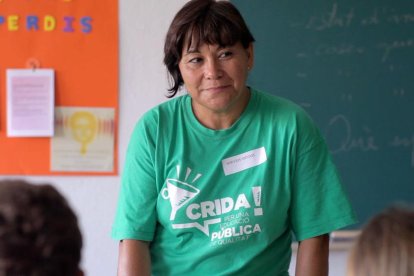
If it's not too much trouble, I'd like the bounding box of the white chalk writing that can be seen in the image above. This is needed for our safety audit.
[325,114,379,154]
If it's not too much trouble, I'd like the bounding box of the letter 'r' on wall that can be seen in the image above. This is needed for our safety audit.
[26,15,39,31]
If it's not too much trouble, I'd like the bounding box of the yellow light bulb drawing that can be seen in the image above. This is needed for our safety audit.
[69,111,98,155]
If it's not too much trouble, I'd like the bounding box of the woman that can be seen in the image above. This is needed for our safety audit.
[347,206,414,276]
[112,1,356,275]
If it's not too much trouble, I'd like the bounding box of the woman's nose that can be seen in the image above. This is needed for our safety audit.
[204,59,223,79]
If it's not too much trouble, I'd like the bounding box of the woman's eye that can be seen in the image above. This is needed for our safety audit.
[189,57,202,63]
[219,51,233,59]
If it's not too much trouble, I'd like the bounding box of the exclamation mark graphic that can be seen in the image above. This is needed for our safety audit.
[252,186,263,216]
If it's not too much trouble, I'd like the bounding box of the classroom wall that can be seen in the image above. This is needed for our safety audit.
[0,1,351,275]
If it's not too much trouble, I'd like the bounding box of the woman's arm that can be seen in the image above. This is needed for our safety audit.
[295,234,329,276]
[117,239,151,276]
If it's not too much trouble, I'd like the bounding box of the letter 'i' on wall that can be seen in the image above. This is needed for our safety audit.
[0,0,119,175]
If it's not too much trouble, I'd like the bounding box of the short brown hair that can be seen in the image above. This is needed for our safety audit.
[0,180,82,276]
[163,0,255,97]
[348,206,414,276]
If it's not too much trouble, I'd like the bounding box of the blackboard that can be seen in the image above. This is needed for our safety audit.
[232,0,414,228]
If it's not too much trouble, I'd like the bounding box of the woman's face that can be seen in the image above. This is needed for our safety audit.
[178,41,253,119]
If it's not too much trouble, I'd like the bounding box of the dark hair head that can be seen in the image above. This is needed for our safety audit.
[163,0,255,97]
[0,180,82,276]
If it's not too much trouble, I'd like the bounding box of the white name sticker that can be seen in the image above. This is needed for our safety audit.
[222,147,267,176]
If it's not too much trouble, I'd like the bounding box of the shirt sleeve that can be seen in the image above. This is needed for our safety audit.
[112,112,159,241]
[289,110,357,241]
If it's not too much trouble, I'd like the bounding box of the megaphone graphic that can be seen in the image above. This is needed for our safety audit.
[161,178,200,220]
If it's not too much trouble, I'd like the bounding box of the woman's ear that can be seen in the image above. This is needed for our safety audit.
[246,43,254,70]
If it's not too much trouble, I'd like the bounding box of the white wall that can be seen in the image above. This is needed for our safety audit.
[0,1,351,275]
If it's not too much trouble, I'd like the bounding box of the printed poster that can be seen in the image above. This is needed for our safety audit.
[51,107,115,172]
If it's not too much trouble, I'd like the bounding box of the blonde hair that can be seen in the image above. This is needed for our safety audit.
[348,206,414,276]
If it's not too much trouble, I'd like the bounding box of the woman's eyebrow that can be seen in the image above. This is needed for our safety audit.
[182,43,201,55]
[183,45,228,56]
[184,48,200,55]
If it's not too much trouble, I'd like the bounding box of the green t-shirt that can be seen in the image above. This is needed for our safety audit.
[112,89,356,275]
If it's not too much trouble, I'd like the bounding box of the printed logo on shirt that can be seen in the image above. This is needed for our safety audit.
[222,147,267,176]
[161,165,264,247]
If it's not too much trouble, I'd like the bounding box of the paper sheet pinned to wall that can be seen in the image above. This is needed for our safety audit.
[6,69,54,137]
[51,107,115,172]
